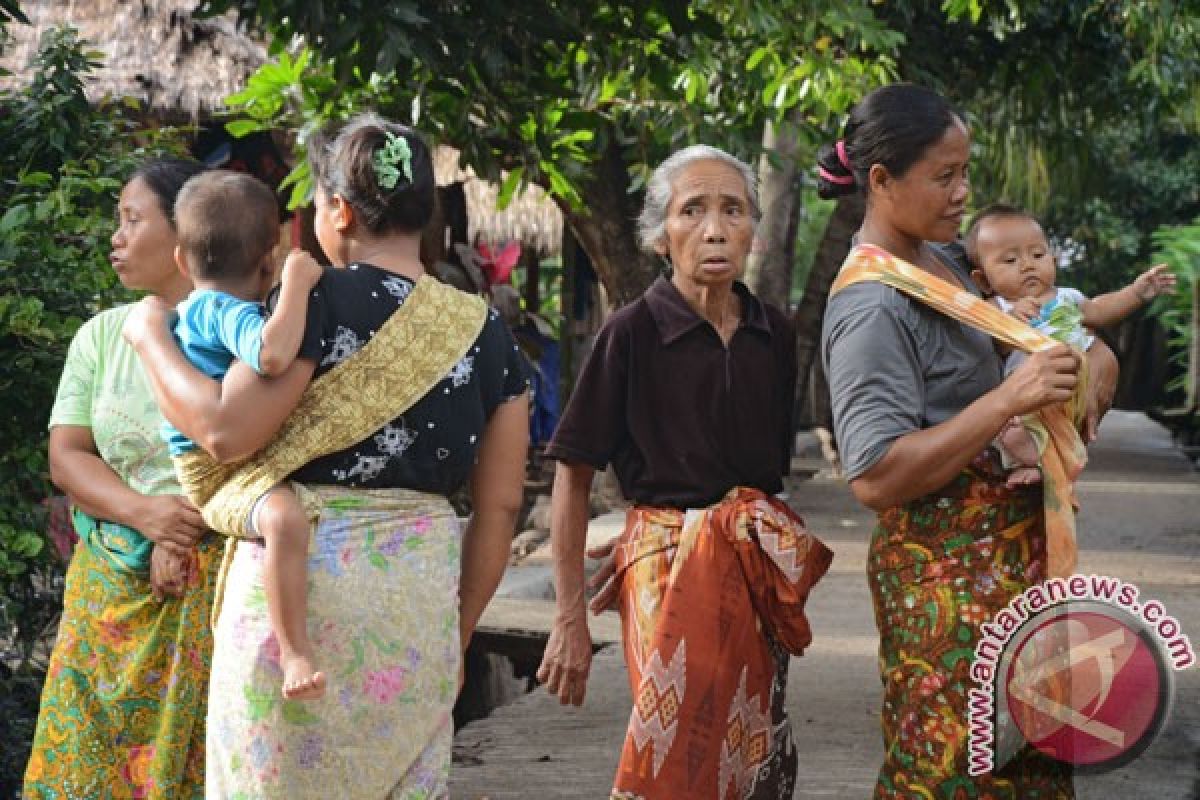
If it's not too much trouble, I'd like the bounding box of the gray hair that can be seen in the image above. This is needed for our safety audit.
[636,145,760,254]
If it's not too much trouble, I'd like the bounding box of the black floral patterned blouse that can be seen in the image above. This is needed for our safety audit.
[276,262,529,495]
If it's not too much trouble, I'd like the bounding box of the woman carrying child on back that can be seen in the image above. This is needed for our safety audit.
[125,113,530,798]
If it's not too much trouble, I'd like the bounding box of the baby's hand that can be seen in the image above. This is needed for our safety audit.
[282,249,324,290]
[1133,263,1176,302]
[1009,297,1043,323]
[122,295,174,348]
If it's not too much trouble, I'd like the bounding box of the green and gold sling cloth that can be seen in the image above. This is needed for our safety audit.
[172,274,488,621]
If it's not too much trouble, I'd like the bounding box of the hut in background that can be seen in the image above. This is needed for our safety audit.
[0,0,266,120]
[1,0,565,285]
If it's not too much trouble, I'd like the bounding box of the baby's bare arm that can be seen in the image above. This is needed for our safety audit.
[258,251,323,376]
[1083,263,1176,329]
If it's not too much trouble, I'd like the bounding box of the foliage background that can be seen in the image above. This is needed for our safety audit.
[0,25,186,792]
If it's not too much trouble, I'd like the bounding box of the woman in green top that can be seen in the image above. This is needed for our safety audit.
[24,159,219,799]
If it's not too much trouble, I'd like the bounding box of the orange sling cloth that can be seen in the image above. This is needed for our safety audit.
[830,243,1087,577]
[610,488,833,799]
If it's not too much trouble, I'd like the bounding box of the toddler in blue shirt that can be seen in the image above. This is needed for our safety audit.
[169,170,326,699]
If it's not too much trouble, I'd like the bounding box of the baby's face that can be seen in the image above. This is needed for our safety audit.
[975,215,1057,301]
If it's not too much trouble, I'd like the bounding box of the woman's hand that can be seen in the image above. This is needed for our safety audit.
[998,344,1080,417]
[585,539,620,614]
[150,544,194,600]
[537,607,594,706]
[136,494,206,557]
[121,295,175,350]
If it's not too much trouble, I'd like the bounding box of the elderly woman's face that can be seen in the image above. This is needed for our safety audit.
[110,177,181,295]
[656,159,754,290]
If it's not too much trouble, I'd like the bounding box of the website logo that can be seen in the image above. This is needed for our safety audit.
[967,575,1194,775]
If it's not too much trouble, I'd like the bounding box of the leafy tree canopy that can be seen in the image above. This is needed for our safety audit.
[202,0,903,302]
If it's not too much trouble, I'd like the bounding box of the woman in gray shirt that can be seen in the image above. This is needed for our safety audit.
[819,84,1117,799]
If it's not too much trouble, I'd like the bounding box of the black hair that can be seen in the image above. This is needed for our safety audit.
[174,170,280,282]
[308,113,436,235]
[963,202,1042,267]
[131,158,208,228]
[816,84,965,200]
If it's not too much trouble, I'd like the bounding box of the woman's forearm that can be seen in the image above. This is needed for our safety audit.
[851,344,1082,511]
[458,507,520,646]
[850,390,1012,511]
[549,461,595,619]
[131,321,314,462]
[132,322,227,445]
[49,427,151,528]
[459,395,530,649]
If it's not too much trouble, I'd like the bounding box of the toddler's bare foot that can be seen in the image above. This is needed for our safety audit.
[1006,466,1043,488]
[282,653,326,700]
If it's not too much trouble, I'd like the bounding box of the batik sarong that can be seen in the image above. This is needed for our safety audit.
[832,243,1087,578]
[199,275,487,799]
[205,486,461,799]
[23,521,221,800]
[869,460,1074,799]
[610,487,833,800]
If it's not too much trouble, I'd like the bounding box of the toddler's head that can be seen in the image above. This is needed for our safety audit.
[965,204,1057,302]
[174,170,279,295]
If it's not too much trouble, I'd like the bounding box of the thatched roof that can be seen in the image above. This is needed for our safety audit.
[0,0,266,117]
[2,0,564,254]
[434,147,564,257]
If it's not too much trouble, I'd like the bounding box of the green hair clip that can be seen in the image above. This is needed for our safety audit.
[374,131,413,190]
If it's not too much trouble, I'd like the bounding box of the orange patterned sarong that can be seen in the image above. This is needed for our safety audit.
[610,488,833,799]
[831,244,1088,578]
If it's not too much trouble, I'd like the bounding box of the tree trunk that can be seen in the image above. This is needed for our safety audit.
[746,115,803,310]
[560,129,660,308]
[1189,279,1200,410]
[793,192,866,423]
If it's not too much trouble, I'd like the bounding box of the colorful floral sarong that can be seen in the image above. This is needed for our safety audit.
[205,486,461,799]
[171,275,488,628]
[610,487,833,799]
[23,528,221,800]
[869,461,1074,799]
[832,243,1087,578]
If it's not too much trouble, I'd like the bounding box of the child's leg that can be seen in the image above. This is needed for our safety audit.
[997,417,1042,487]
[254,486,325,700]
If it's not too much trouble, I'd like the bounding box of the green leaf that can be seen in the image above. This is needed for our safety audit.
[745,46,770,72]
[496,166,524,211]
[225,119,266,138]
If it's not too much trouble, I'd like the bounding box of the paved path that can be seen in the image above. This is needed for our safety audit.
[451,412,1200,799]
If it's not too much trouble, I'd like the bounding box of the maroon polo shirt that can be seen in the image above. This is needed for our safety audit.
[547,275,796,509]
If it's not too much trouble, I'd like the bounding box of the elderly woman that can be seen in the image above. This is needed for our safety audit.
[819,84,1118,798]
[25,158,217,799]
[537,144,833,799]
